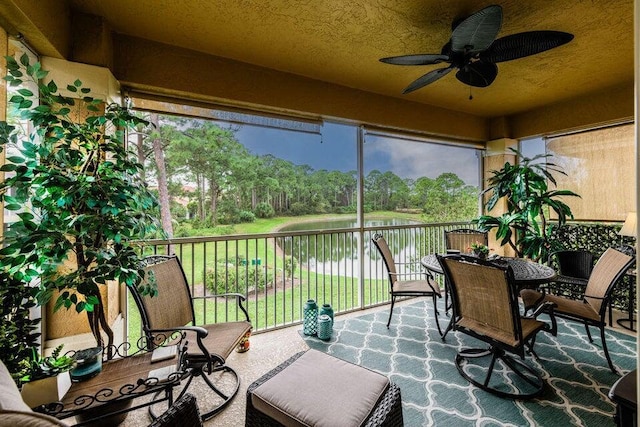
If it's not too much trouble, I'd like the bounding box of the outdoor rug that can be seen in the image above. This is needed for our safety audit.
[302,300,636,427]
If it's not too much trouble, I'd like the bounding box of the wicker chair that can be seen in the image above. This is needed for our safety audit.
[521,247,634,374]
[372,233,443,335]
[132,255,252,421]
[438,254,556,399]
[547,249,595,295]
[150,393,202,427]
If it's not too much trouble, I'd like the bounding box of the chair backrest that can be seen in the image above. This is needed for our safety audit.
[584,247,634,314]
[444,229,488,253]
[133,256,196,334]
[372,233,398,285]
[550,250,594,279]
[439,255,521,345]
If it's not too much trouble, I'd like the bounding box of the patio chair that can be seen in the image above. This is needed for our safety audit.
[372,233,443,335]
[444,228,488,253]
[131,255,252,421]
[438,254,557,399]
[521,247,634,374]
[547,249,595,296]
[442,228,489,313]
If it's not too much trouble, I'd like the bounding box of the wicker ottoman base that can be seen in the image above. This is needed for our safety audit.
[245,350,403,426]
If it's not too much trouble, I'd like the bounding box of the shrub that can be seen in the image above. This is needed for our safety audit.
[254,202,275,218]
[238,210,256,223]
[283,256,298,277]
[206,262,268,294]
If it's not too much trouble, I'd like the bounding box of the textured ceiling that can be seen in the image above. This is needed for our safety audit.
[67,0,634,118]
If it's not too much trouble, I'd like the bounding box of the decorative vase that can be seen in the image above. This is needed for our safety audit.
[21,371,72,408]
[70,346,103,382]
[303,299,318,336]
[319,303,334,326]
[317,314,333,340]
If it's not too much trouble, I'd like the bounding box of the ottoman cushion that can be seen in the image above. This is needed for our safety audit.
[251,350,390,427]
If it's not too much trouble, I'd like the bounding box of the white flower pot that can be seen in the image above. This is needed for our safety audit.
[21,371,72,408]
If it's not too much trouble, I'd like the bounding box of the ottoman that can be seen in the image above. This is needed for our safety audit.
[245,350,403,427]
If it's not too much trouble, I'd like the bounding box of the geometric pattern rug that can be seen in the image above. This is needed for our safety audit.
[303,300,636,427]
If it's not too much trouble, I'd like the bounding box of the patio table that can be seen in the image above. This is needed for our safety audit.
[421,254,556,288]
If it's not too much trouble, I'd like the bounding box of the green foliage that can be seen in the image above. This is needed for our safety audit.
[474,148,580,261]
[282,255,297,277]
[255,202,275,218]
[206,261,268,294]
[21,344,75,383]
[0,54,163,313]
[238,210,256,223]
[0,270,41,382]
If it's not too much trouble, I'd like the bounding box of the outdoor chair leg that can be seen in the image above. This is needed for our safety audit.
[599,326,618,374]
[584,323,593,342]
[432,294,443,338]
[386,296,396,328]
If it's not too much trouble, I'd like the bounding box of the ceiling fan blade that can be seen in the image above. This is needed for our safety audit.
[450,5,503,54]
[380,54,449,66]
[455,62,498,87]
[403,67,453,93]
[480,31,574,63]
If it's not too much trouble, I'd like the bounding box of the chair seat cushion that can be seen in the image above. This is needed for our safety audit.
[457,317,544,347]
[520,290,599,322]
[250,349,390,427]
[393,278,442,297]
[186,321,251,360]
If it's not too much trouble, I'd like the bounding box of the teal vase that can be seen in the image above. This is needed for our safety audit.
[303,299,318,336]
[317,314,332,340]
[319,303,334,326]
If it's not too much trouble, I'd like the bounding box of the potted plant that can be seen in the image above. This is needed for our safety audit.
[0,54,163,352]
[474,148,580,262]
[20,344,75,407]
[469,242,490,259]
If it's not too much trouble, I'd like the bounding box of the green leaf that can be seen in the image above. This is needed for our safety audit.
[66,85,78,93]
[17,88,33,97]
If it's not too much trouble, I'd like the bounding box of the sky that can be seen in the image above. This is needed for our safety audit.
[233,121,481,186]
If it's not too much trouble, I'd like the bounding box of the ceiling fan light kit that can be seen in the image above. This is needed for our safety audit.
[380,4,574,93]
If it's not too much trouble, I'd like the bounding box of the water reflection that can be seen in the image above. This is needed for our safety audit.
[277,218,421,278]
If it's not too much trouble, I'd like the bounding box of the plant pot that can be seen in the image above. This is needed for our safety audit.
[473,250,488,260]
[71,347,103,382]
[21,371,72,408]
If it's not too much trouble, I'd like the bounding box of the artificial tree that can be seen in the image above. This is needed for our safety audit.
[0,54,162,352]
[474,148,580,262]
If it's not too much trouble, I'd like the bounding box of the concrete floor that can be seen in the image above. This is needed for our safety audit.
[115,299,635,427]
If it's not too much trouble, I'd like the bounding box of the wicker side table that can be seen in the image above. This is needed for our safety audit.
[245,350,403,427]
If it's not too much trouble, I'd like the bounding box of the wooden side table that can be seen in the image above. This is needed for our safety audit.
[35,340,188,426]
[609,369,637,427]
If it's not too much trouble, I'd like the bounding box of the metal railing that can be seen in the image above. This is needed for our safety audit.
[127,221,475,337]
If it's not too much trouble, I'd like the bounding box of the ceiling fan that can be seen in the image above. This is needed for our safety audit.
[380,5,574,93]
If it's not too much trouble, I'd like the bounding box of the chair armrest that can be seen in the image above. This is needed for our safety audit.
[200,293,251,322]
[525,301,558,336]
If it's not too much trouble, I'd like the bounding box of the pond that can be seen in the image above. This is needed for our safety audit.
[277,217,423,278]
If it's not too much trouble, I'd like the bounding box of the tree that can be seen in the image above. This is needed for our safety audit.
[166,120,248,224]
[0,54,163,350]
